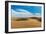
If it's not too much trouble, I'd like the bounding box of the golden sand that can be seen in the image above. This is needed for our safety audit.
[11,18,41,28]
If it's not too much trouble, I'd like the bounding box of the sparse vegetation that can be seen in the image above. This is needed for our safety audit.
[16,18,28,21]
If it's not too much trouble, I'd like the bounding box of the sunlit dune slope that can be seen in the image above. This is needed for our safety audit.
[11,17,41,28]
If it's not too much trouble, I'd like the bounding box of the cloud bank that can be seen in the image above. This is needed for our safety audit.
[11,9,41,18]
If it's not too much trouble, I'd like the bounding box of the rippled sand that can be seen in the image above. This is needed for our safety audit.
[11,17,41,29]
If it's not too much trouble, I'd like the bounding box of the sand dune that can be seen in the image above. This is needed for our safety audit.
[11,17,41,28]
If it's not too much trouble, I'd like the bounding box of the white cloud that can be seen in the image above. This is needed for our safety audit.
[11,9,33,18]
[35,13,41,17]
[11,9,41,18]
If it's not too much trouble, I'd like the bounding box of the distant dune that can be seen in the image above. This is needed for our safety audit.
[11,17,41,28]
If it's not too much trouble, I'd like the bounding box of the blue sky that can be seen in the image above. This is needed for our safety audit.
[11,5,42,18]
[11,5,42,13]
